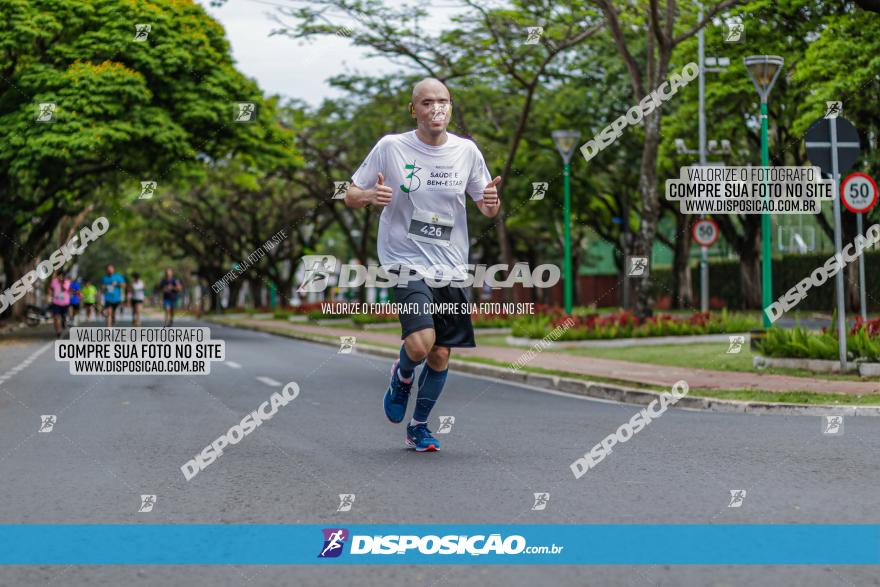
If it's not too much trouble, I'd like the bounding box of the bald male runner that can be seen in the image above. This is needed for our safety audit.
[345,78,501,452]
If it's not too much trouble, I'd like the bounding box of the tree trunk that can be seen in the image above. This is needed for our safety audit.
[671,213,694,309]
[740,242,762,309]
[1,251,30,319]
[846,261,859,313]
[631,110,663,319]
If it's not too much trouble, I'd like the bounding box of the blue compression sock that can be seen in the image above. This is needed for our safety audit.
[397,345,423,381]
[413,364,448,423]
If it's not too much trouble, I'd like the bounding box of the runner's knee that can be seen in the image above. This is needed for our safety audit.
[428,346,450,369]
[405,330,435,361]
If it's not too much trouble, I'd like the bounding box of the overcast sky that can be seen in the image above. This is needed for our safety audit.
[196,0,465,107]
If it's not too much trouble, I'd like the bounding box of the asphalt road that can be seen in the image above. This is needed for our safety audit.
[0,316,878,587]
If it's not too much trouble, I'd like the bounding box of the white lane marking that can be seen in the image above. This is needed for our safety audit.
[0,342,53,388]
[225,361,242,369]
[256,376,281,387]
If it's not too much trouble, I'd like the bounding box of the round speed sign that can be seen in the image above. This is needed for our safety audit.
[692,218,719,247]
[841,172,878,214]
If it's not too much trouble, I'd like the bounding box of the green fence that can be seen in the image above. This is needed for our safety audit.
[650,250,880,311]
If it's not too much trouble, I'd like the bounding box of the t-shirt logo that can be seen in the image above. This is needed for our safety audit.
[400,161,421,194]
[431,214,439,223]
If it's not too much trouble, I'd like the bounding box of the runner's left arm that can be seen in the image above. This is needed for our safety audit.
[476,177,502,218]
[465,145,500,218]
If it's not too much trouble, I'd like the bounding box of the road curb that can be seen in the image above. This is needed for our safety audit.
[207,317,880,417]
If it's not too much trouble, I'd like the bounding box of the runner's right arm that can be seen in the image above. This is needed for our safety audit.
[344,173,392,209]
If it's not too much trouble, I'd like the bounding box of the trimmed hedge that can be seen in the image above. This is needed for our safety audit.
[511,310,758,340]
[651,250,880,310]
[757,321,880,362]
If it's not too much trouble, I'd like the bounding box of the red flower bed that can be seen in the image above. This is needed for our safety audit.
[850,316,880,337]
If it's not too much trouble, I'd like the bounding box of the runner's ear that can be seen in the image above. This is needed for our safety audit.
[408,103,415,117]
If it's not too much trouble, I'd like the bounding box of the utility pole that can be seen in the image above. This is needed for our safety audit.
[697,3,709,313]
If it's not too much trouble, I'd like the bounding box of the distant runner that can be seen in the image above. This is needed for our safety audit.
[130,272,145,327]
[102,264,126,327]
[81,280,98,322]
[68,276,82,327]
[158,268,183,327]
[47,270,72,338]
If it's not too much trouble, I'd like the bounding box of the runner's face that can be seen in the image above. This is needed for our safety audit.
[412,88,451,134]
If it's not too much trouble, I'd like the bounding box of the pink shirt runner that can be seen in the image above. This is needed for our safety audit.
[50,278,71,306]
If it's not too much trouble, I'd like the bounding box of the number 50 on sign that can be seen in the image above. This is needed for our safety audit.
[840,173,878,214]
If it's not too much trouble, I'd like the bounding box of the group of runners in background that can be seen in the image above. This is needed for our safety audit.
[47,265,184,336]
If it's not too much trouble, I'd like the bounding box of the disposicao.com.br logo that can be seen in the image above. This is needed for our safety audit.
[318,529,563,558]
[297,255,560,292]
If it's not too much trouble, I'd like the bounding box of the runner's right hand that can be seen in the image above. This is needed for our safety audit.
[371,173,393,207]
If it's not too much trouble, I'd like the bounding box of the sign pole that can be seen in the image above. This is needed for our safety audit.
[841,172,877,321]
[806,116,862,367]
[563,162,572,314]
[697,3,710,313]
[857,212,867,320]
[829,117,848,369]
[760,101,773,328]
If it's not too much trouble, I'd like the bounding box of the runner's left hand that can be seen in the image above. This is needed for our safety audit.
[482,176,502,208]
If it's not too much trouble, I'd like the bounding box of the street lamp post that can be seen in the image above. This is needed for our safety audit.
[744,55,784,328]
[552,130,581,314]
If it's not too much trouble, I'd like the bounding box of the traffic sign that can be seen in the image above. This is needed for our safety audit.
[840,172,878,214]
[692,218,719,247]
[805,117,860,176]
[803,115,862,369]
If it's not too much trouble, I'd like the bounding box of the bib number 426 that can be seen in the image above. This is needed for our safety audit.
[420,225,443,237]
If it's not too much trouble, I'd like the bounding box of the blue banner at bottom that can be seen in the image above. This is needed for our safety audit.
[0,524,878,565]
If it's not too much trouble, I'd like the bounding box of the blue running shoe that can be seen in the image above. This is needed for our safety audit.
[406,422,440,452]
[383,359,413,424]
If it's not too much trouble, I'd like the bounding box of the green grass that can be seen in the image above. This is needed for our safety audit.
[482,337,867,382]
[556,343,868,381]
[453,356,880,406]
[556,342,752,369]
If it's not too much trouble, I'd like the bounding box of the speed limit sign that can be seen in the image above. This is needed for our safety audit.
[692,218,719,247]
[841,172,878,214]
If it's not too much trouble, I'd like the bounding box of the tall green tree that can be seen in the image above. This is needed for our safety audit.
[588,0,742,317]
[0,0,293,315]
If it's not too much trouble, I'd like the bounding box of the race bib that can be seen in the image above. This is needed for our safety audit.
[407,209,453,247]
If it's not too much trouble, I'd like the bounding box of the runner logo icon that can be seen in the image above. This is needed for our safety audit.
[728,490,746,508]
[298,255,338,293]
[727,335,745,354]
[138,494,156,513]
[437,416,455,434]
[338,336,356,354]
[332,181,350,199]
[822,415,844,435]
[530,182,548,201]
[531,493,549,511]
[319,528,349,558]
[337,494,355,512]
[39,415,56,433]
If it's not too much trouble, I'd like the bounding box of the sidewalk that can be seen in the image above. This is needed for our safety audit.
[218,318,880,396]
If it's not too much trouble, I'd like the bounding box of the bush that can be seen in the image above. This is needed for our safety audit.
[511,310,758,340]
[306,310,329,321]
[757,319,880,362]
[351,313,397,325]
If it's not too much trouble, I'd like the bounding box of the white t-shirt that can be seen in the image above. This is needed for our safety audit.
[351,131,492,281]
[131,280,145,301]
